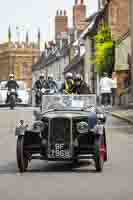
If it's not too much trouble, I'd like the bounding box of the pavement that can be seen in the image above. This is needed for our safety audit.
[111,105,133,124]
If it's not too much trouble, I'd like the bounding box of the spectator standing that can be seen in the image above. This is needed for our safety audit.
[99,72,112,106]
[111,72,117,106]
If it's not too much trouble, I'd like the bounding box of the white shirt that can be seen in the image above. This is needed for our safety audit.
[100,77,113,94]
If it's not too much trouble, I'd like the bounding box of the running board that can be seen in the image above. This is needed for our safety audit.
[77,154,94,159]
[32,155,45,160]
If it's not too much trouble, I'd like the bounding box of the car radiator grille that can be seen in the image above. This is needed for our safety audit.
[50,118,71,144]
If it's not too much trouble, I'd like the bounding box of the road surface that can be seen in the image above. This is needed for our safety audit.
[0,108,133,200]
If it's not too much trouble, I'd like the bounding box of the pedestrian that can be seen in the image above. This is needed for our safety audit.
[99,72,112,106]
[111,72,117,106]
[60,72,74,94]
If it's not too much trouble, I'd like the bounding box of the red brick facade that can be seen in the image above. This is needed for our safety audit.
[108,0,129,40]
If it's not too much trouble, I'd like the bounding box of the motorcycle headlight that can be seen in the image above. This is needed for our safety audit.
[41,88,45,93]
[76,121,89,134]
[97,113,106,123]
[97,113,104,119]
[11,89,15,92]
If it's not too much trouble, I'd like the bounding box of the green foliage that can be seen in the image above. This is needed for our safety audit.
[93,25,115,75]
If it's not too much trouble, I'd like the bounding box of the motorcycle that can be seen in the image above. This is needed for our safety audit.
[35,88,56,107]
[7,89,16,109]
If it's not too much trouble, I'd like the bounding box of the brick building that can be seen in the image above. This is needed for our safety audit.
[100,0,130,104]
[55,9,68,47]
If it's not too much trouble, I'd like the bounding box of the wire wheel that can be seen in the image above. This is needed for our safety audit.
[94,136,106,172]
[16,136,28,172]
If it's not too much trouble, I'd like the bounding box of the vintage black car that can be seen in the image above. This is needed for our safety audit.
[15,95,107,173]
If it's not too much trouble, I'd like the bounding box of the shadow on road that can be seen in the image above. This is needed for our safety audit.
[0,160,98,174]
[0,161,18,174]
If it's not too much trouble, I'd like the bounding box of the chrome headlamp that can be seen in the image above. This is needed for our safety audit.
[97,113,104,119]
[32,121,44,132]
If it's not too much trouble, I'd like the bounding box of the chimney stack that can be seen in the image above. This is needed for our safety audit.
[73,0,86,34]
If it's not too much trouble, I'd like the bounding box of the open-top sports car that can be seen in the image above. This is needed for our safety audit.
[15,95,107,173]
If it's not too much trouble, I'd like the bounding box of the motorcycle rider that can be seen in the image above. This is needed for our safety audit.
[46,74,58,93]
[60,72,74,94]
[73,74,91,94]
[5,74,19,103]
[34,73,46,90]
[34,73,47,105]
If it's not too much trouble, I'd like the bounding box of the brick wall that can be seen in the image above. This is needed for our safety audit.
[108,0,129,40]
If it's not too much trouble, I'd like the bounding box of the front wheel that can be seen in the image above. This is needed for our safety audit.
[10,95,16,109]
[16,136,28,172]
[94,135,106,172]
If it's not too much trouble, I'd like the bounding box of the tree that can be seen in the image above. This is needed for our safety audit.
[92,25,115,76]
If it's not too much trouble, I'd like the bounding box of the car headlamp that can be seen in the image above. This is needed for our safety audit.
[33,121,44,132]
[76,121,89,134]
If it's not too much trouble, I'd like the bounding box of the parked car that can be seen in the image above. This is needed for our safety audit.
[0,81,30,105]
[15,95,107,173]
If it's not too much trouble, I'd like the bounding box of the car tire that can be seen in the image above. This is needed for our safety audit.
[94,136,106,172]
[103,129,107,162]
[17,136,28,173]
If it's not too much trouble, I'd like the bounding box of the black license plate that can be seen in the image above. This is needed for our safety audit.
[48,143,72,159]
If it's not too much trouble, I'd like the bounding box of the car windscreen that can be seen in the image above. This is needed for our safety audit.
[41,95,96,111]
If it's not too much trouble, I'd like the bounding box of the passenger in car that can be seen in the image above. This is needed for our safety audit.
[73,74,91,95]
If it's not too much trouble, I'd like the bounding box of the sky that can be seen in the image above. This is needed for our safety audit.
[0,0,98,47]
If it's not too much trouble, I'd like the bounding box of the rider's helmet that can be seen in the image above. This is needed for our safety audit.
[74,74,82,81]
[39,73,45,79]
[65,72,73,80]
[48,74,54,81]
[74,74,82,86]
[9,73,14,80]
